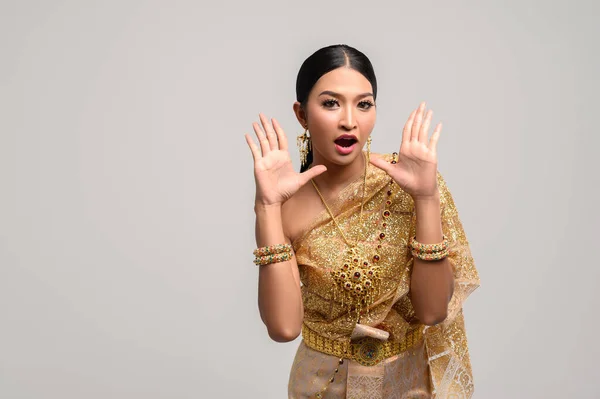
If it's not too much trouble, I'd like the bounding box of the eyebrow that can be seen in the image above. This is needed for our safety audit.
[318,90,374,99]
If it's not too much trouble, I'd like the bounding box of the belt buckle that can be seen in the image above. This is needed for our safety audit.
[351,336,385,367]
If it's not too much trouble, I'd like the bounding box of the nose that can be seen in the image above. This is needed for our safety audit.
[339,105,357,131]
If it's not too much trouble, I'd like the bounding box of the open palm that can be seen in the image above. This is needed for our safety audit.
[370,102,441,200]
[245,114,327,206]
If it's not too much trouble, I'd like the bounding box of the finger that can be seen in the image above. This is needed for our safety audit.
[252,121,270,155]
[245,134,262,162]
[428,122,442,154]
[369,155,393,174]
[259,113,279,151]
[272,118,288,151]
[402,110,416,146]
[410,102,426,141]
[298,165,327,185]
[419,109,433,143]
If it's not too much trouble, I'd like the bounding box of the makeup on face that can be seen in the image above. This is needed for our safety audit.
[305,68,377,162]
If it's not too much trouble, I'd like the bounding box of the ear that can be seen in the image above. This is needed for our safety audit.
[293,101,308,128]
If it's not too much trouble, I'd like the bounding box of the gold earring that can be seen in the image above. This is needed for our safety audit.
[297,127,311,168]
[367,136,372,162]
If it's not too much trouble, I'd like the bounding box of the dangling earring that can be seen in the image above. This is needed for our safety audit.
[366,136,372,162]
[297,127,311,168]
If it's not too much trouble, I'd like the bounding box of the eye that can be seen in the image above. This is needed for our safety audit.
[321,98,339,108]
[358,100,375,110]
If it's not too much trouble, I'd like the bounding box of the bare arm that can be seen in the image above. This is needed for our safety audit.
[255,203,303,342]
[367,102,455,326]
[245,114,326,342]
[409,192,454,326]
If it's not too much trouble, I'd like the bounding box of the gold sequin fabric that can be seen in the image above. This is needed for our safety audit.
[289,153,480,398]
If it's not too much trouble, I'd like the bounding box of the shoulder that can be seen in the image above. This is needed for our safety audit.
[367,152,395,182]
[370,152,395,164]
[281,182,321,243]
[363,151,396,191]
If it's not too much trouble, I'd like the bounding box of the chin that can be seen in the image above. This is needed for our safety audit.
[328,147,364,165]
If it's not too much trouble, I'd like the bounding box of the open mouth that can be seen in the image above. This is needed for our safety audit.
[334,135,358,147]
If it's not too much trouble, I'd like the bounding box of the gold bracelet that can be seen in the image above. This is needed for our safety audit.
[411,248,449,261]
[408,235,450,254]
[253,243,293,257]
[253,251,294,266]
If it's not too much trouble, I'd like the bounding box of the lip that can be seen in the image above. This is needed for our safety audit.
[335,142,357,155]
[335,134,358,142]
[334,134,359,155]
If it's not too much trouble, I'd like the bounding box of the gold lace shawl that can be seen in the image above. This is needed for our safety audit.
[292,153,480,398]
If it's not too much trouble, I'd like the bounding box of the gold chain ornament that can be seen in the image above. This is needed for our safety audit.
[308,152,397,398]
[310,152,394,319]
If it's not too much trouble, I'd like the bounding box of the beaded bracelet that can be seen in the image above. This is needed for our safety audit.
[408,235,450,254]
[253,251,294,266]
[253,243,293,257]
[411,248,449,261]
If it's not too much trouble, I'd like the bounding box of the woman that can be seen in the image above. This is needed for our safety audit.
[245,44,480,399]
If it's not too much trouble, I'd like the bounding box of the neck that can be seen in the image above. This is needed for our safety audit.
[310,151,366,194]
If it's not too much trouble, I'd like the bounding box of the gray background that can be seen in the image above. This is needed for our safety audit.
[1,1,598,398]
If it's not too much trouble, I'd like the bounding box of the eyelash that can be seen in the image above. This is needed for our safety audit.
[321,98,375,110]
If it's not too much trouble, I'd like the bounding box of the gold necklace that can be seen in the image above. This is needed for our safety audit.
[310,153,394,319]
[310,153,368,247]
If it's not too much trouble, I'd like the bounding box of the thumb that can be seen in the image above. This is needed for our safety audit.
[369,155,393,174]
[298,165,327,186]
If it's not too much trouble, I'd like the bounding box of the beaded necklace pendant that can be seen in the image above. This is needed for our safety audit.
[331,243,381,314]
[330,180,394,319]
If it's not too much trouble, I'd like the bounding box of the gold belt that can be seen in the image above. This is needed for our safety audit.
[301,324,424,367]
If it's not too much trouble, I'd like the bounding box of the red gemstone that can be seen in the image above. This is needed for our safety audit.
[354,271,361,278]
[373,255,380,261]
[386,200,392,205]
[363,261,368,266]
[377,245,382,249]
[383,223,387,227]
[387,190,392,196]
[343,264,349,269]
[354,258,358,263]
[383,211,390,217]
[379,233,386,239]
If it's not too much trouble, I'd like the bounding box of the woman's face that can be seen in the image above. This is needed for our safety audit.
[301,67,376,166]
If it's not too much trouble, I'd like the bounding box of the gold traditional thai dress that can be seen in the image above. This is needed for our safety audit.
[288,153,480,399]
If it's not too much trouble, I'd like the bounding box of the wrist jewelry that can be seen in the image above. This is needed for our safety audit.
[253,243,293,257]
[409,235,450,261]
[253,251,294,266]
[409,235,450,254]
[411,248,449,261]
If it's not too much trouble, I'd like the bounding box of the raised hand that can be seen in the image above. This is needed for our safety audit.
[370,102,441,200]
[245,113,327,206]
